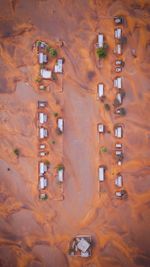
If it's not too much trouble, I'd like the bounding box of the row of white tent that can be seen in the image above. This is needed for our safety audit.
[38,162,64,190]
[97,77,122,99]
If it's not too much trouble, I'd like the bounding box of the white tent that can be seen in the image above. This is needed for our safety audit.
[98,83,104,98]
[41,69,52,79]
[98,166,105,181]
[57,118,64,132]
[98,33,104,48]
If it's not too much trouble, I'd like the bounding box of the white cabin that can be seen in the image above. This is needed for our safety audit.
[98,123,105,133]
[98,83,104,98]
[39,144,46,149]
[98,166,105,182]
[115,143,122,149]
[39,176,48,189]
[39,127,48,139]
[39,112,47,124]
[114,44,122,55]
[114,28,122,39]
[39,151,47,157]
[57,169,64,182]
[114,77,122,89]
[38,52,48,64]
[115,191,122,198]
[54,59,63,73]
[57,118,64,133]
[114,126,123,138]
[115,175,123,187]
[98,33,104,48]
[38,101,47,108]
[40,69,52,79]
[39,162,47,175]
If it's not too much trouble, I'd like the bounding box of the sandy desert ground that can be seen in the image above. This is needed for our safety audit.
[0,0,150,267]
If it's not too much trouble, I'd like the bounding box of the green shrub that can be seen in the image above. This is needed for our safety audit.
[53,112,58,117]
[96,47,107,58]
[57,164,64,171]
[45,160,50,166]
[14,148,20,157]
[48,47,57,57]
[104,103,110,111]
[100,146,107,153]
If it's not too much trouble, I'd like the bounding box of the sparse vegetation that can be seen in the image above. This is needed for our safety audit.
[57,163,64,171]
[44,160,50,166]
[51,72,57,81]
[53,112,58,117]
[100,146,107,153]
[56,127,62,135]
[48,47,57,57]
[104,103,110,111]
[13,148,20,157]
[35,77,41,83]
[96,47,107,58]
[52,140,56,144]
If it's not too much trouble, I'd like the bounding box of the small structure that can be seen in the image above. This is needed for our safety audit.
[39,112,48,124]
[98,166,105,182]
[57,118,64,133]
[115,67,122,73]
[114,125,123,138]
[97,83,104,99]
[115,143,122,149]
[38,101,47,108]
[115,174,123,187]
[39,193,48,200]
[39,127,48,139]
[98,123,105,133]
[39,144,46,149]
[38,52,48,64]
[114,44,122,55]
[115,60,125,66]
[97,33,104,48]
[39,176,48,189]
[114,28,122,39]
[116,92,123,105]
[69,235,92,257]
[36,41,47,49]
[115,189,128,199]
[39,151,48,157]
[115,150,123,165]
[57,168,64,183]
[39,162,48,175]
[54,58,63,73]
[114,77,122,89]
[115,107,124,115]
[114,16,124,25]
[39,85,46,91]
[40,69,52,79]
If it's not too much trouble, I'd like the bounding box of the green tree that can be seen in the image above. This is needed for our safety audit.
[96,47,107,58]
[48,47,57,57]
